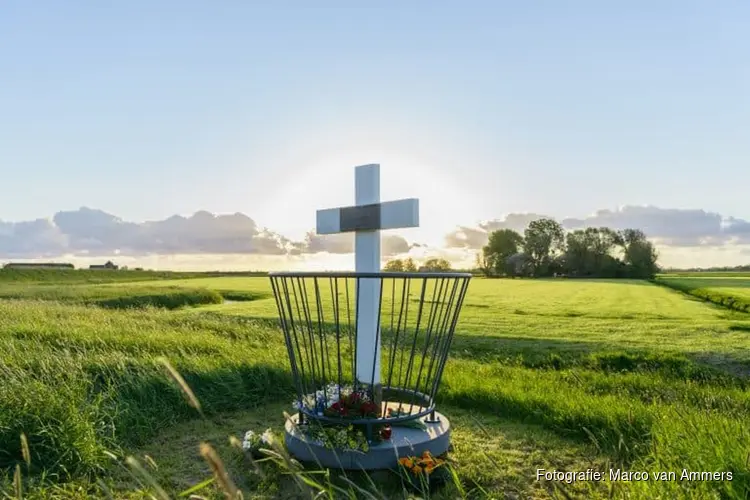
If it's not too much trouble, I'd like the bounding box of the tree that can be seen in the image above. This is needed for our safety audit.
[563,227,622,277]
[403,258,417,272]
[383,257,417,272]
[619,229,659,278]
[475,252,492,277]
[421,257,452,271]
[383,259,405,271]
[523,219,565,276]
[481,229,524,276]
[506,252,531,277]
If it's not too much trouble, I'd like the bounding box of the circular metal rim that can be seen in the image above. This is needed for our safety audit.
[268,271,473,278]
[296,387,435,425]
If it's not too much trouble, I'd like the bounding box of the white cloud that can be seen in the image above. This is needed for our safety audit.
[303,231,412,257]
[444,206,750,250]
[1,205,750,269]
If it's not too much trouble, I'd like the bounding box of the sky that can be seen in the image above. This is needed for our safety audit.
[1,2,749,269]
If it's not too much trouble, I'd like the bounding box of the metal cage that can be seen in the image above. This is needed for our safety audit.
[269,271,471,431]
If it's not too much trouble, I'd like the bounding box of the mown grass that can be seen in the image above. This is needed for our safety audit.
[1,276,749,498]
[655,275,750,313]
[0,274,270,311]
[0,268,206,284]
[0,284,224,310]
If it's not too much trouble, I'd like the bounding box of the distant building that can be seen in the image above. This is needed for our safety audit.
[3,262,75,269]
[89,260,119,270]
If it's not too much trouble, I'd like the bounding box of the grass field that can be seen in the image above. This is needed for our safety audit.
[1,273,749,498]
[655,273,750,314]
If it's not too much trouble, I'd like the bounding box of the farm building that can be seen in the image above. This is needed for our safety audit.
[3,262,75,269]
[89,261,119,270]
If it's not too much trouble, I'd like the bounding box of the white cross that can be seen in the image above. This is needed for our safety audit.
[316,164,419,387]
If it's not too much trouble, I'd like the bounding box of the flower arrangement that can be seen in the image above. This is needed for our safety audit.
[242,428,274,457]
[398,451,446,478]
[305,424,370,452]
[291,383,392,450]
[292,383,381,419]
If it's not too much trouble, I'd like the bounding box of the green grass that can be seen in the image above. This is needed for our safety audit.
[655,275,750,313]
[0,268,208,284]
[659,271,750,278]
[1,276,749,498]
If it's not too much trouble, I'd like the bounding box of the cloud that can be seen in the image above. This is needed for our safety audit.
[444,205,750,250]
[0,207,295,258]
[4,205,750,269]
[445,213,548,249]
[302,231,412,257]
[0,219,69,256]
[0,207,415,259]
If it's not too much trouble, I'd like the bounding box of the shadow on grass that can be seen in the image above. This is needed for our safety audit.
[448,333,749,385]
[197,314,749,385]
[531,278,657,286]
[0,362,296,478]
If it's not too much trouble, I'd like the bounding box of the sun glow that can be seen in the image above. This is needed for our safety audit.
[254,154,480,247]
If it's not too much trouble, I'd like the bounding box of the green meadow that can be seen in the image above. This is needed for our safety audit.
[1,271,749,498]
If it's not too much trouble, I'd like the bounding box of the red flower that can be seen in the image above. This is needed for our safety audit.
[330,401,348,416]
[360,402,378,416]
[380,426,392,440]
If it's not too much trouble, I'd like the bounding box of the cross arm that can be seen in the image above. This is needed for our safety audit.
[316,198,419,235]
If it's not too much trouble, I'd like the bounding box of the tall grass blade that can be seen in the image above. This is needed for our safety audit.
[199,442,241,499]
[13,464,22,500]
[96,479,116,500]
[179,478,216,497]
[19,434,30,468]
[158,357,204,417]
[125,456,171,500]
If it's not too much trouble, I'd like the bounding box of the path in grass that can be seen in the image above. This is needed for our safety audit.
[1,277,749,498]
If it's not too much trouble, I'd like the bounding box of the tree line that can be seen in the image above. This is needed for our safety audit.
[477,218,659,279]
[382,257,452,272]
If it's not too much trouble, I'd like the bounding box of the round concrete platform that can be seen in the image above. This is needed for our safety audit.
[284,411,451,470]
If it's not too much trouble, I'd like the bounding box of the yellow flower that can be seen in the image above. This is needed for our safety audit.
[411,465,423,476]
[399,457,414,468]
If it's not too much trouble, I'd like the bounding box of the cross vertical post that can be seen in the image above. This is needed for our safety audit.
[354,164,382,393]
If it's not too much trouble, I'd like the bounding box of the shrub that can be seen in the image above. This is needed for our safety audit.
[96,289,223,310]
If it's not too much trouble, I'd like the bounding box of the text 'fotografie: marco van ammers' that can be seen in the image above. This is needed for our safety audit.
[537,469,733,483]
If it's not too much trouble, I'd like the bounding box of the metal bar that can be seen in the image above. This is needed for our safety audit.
[370,275,385,412]
[281,277,310,398]
[312,276,329,402]
[402,278,429,416]
[411,276,447,412]
[353,276,360,391]
[345,277,354,383]
[431,277,471,403]
[269,271,472,279]
[297,277,321,398]
[395,276,412,415]
[426,277,461,401]
[270,277,304,401]
[332,276,343,390]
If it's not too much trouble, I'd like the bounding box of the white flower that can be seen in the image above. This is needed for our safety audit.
[242,430,257,451]
[261,428,274,445]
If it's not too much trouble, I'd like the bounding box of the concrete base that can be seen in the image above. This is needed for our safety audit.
[284,411,450,470]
